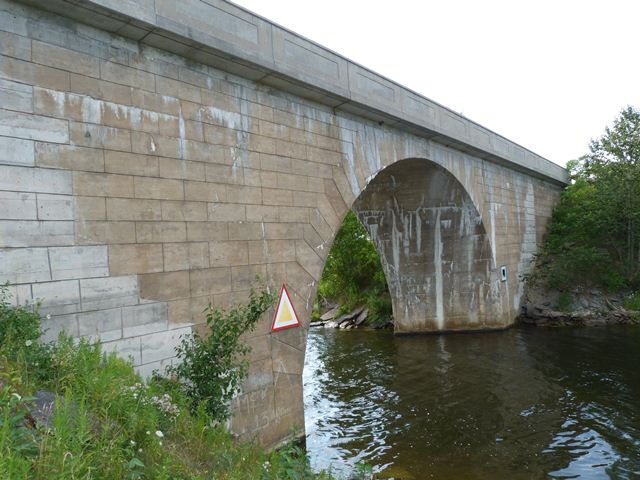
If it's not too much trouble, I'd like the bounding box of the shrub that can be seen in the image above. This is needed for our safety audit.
[0,286,52,378]
[0,285,40,347]
[167,286,275,423]
[364,291,393,327]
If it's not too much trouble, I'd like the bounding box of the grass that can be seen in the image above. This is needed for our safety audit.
[0,287,346,480]
[623,291,640,311]
[556,292,573,312]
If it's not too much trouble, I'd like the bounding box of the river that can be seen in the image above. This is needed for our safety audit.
[303,326,640,479]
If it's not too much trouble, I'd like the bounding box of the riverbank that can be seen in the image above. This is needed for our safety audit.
[519,286,640,327]
[311,304,393,330]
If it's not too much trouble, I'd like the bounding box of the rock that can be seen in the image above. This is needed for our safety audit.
[338,315,356,328]
[378,465,416,479]
[310,321,325,328]
[30,391,57,429]
[334,313,355,325]
[373,321,393,329]
[320,306,340,321]
[520,299,640,327]
[354,308,369,326]
[324,321,339,329]
[319,298,336,310]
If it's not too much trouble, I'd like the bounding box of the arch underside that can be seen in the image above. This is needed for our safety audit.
[352,159,503,333]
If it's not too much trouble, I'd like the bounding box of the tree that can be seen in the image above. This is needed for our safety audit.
[316,211,392,323]
[532,106,640,291]
[583,106,640,277]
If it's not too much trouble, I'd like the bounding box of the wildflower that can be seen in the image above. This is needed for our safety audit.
[130,440,136,446]
[146,431,150,435]
[155,430,164,438]
[25,339,32,347]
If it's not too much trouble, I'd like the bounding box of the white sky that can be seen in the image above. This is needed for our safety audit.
[232,0,640,167]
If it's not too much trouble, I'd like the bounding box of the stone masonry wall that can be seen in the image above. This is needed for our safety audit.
[0,0,562,447]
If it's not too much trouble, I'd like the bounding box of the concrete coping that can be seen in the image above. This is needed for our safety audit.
[21,0,569,185]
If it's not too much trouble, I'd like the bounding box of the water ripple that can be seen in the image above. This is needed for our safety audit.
[304,326,640,479]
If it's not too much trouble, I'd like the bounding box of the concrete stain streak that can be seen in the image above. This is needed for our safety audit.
[434,208,444,330]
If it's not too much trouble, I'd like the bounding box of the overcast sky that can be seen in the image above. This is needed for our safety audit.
[232,0,640,167]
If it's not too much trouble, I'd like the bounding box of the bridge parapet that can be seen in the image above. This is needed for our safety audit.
[20,0,568,185]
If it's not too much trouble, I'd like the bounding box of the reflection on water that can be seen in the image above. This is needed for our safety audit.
[303,326,640,479]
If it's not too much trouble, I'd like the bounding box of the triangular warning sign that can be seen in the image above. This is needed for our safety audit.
[271,284,301,332]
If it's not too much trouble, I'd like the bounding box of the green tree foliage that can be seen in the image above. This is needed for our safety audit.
[317,211,392,324]
[532,106,640,291]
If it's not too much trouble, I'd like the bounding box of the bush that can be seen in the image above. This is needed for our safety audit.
[364,291,393,327]
[167,285,275,423]
[0,286,40,347]
[0,286,51,377]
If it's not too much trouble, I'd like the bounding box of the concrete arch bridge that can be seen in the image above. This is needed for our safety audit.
[0,0,567,446]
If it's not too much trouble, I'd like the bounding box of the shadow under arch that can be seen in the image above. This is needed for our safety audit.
[350,157,503,333]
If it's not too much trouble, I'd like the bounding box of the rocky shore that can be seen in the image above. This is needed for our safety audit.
[310,304,393,329]
[519,286,640,327]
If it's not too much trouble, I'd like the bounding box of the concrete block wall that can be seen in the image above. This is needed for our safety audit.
[0,0,563,447]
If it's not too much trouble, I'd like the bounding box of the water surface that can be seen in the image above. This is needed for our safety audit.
[303,326,640,479]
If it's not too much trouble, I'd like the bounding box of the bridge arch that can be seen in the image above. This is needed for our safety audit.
[345,157,502,333]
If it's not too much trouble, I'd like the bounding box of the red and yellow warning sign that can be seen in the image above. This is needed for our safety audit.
[271,284,301,332]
